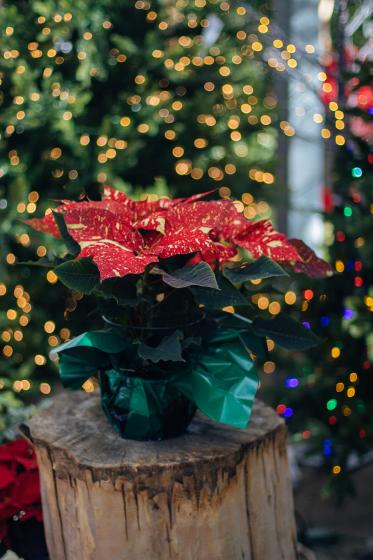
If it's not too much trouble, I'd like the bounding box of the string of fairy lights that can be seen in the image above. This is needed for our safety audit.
[1,2,348,180]
[1,1,371,476]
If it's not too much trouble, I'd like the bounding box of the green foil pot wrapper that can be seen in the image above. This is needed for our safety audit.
[99,369,196,440]
[51,328,259,441]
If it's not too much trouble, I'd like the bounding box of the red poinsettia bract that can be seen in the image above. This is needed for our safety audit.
[27,187,326,281]
[0,438,42,545]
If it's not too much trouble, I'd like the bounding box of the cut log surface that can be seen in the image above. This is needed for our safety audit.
[22,391,298,560]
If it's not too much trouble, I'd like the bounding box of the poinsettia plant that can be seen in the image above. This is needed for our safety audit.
[27,186,332,440]
[0,439,42,549]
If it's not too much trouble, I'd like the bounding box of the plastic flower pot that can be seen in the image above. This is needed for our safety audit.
[99,369,196,441]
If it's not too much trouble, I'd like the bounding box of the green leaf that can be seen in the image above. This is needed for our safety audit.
[216,312,267,358]
[54,258,100,294]
[191,277,253,309]
[138,330,184,363]
[96,276,138,305]
[98,300,131,326]
[224,255,288,284]
[18,258,63,268]
[153,262,219,289]
[52,211,80,256]
[238,328,268,359]
[252,313,320,350]
[182,336,202,350]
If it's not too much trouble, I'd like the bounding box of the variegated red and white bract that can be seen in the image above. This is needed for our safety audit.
[233,220,301,261]
[26,186,324,281]
[289,239,333,278]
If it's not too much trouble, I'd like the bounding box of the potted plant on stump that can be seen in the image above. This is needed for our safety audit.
[23,186,331,559]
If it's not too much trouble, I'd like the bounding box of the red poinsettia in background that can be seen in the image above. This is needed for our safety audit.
[27,187,329,281]
[0,439,42,547]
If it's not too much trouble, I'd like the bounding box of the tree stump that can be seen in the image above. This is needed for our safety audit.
[21,392,298,560]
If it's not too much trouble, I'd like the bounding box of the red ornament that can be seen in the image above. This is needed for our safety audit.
[350,117,373,143]
[323,187,334,213]
[320,77,338,105]
[356,85,373,111]
[276,404,286,415]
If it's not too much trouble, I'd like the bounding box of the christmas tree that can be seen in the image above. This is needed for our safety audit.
[0,0,279,426]
[269,2,373,499]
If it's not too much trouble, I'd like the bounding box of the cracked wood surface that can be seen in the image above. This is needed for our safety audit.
[22,391,298,560]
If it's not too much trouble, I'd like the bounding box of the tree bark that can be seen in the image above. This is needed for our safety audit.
[21,392,298,560]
